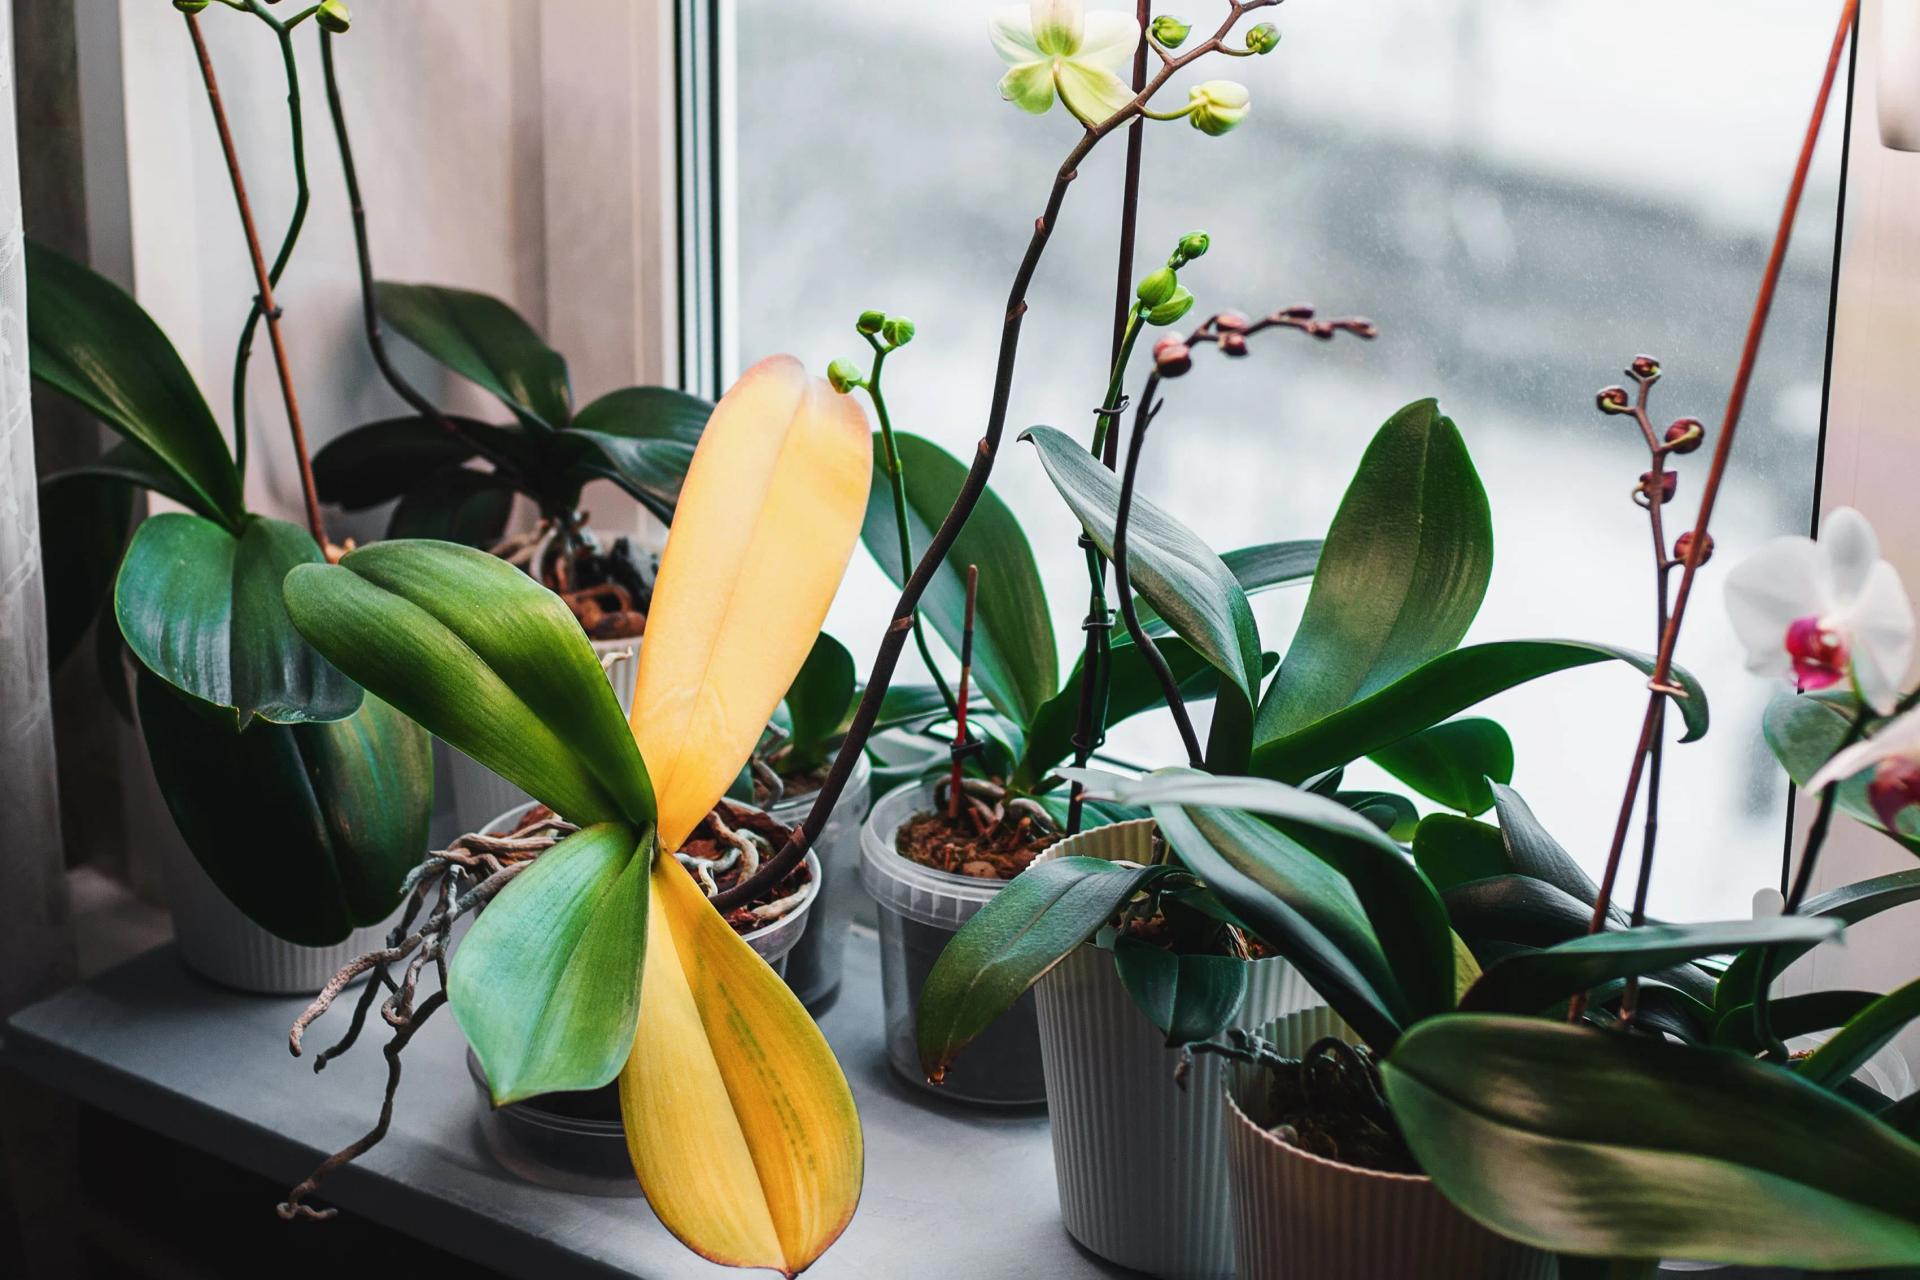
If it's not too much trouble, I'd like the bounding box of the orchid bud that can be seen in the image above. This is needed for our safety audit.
[1175,231,1211,264]
[1245,23,1281,55]
[1595,385,1633,415]
[316,0,351,33]
[1675,531,1713,564]
[1629,354,1662,381]
[1137,266,1179,308]
[882,316,916,347]
[856,310,887,336]
[174,0,211,11]
[1664,418,1704,454]
[1641,471,1678,504]
[827,358,864,394]
[1220,333,1250,358]
[1147,285,1196,326]
[1153,335,1192,377]
[1214,311,1252,334]
[1151,15,1192,47]
[1187,81,1251,137]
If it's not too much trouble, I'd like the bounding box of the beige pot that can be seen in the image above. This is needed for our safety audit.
[1224,1007,1554,1280]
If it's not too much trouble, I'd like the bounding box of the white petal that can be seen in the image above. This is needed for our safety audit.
[1822,506,1883,608]
[1724,536,1826,674]
[1031,0,1084,56]
[999,59,1057,114]
[1055,58,1135,126]
[1808,705,1920,792]
[1846,561,1915,713]
[989,5,1043,64]
[1076,12,1143,71]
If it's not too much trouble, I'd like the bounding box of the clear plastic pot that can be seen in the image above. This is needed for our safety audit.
[859,780,1046,1107]
[770,749,872,1012]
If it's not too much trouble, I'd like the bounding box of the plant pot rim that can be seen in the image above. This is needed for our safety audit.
[860,779,1024,923]
[766,746,872,820]
[1223,1074,1433,1186]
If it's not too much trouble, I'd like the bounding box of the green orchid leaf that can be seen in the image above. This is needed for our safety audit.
[1715,868,1920,1011]
[45,439,212,512]
[1711,989,1883,1052]
[1412,815,1510,892]
[1765,690,1920,855]
[25,240,242,526]
[1384,1014,1920,1269]
[1031,793,1145,830]
[283,539,650,825]
[1016,632,1220,788]
[449,822,651,1103]
[917,856,1172,1079]
[872,684,950,731]
[1112,937,1249,1047]
[1257,399,1491,743]
[1489,782,1609,909]
[1459,918,1841,1015]
[566,385,711,515]
[312,415,516,509]
[1252,640,1708,783]
[38,470,133,669]
[1092,769,1453,1023]
[1369,718,1513,815]
[115,514,361,726]
[136,671,429,945]
[781,632,856,766]
[1024,425,1262,769]
[1132,539,1320,637]
[376,281,572,430]
[864,432,1056,730]
[1337,789,1420,840]
[386,467,517,549]
[1797,977,1920,1090]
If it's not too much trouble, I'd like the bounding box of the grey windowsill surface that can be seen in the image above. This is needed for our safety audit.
[2,932,1127,1279]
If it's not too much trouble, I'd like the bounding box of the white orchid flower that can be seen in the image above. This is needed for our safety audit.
[1807,705,1920,832]
[990,0,1141,127]
[1725,506,1914,713]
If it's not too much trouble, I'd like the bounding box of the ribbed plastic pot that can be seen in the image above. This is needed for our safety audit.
[860,779,1046,1106]
[1031,819,1311,1280]
[470,801,819,1193]
[1224,1007,1555,1280]
[771,749,872,1012]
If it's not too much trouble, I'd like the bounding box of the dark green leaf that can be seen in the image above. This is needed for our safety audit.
[1252,640,1708,783]
[1716,868,1920,1011]
[1369,718,1513,814]
[283,539,651,825]
[1132,539,1320,637]
[1413,815,1510,892]
[45,439,210,511]
[781,632,856,765]
[386,468,516,548]
[864,432,1056,730]
[1384,1014,1920,1269]
[1016,632,1219,787]
[917,856,1171,1078]
[136,671,429,945]
[26,241,242,525]
[115,514,361,726]
[312,416,508,509]
[864,727,950,800]
[376,281,571,430]
[1336,789,1420,840]
[566,385,710,515]
[1113,937,1249,1046]
[1459,918,1841,1015]
[872,684,950,730]
[1798,978,1920,1089]
[1765,690,1920,855]
[38,470,132,669]
[1257,399,1491,742]
[449,822,650,1103]
[1712,990,1883,1052]
[1489,782,1607,909]
[1024,425,1262,768]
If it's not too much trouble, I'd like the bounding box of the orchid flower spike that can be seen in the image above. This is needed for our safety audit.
[1807,705,1920,833]
[991,0,1141,127]
[1726,506,1915,713]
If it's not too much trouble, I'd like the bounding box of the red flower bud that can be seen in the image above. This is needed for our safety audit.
[1664,418,1704,454]
[1215,311,1252,333]
[1629,354,1662,381]
[1640,471,1678,504]
[1153,336,1192,377]
[1596,386,1633,415]
[1674,530,1713,564]
[1220,333,1250,357]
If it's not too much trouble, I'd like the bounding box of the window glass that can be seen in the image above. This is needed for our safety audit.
[736,0,1843,919]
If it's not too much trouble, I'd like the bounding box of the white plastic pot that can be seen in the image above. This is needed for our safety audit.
[770,749,873,1012]
[1224,1007,1555,1280]
[860,779,1047,1105]
[1031,819,1312,1280]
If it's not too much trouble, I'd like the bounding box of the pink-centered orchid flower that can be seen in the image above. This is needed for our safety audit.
[1725,507,1914,713]
[990,0,1141,127]
[1808,706,1920,833]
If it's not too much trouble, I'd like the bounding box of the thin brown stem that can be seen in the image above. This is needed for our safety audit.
[186,12,327,548]
[950,566,980,821]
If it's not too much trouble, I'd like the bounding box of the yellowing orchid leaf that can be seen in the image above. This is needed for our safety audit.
[621,858,863,1275]
[631,355,872,850]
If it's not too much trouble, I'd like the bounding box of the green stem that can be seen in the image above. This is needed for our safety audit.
[862,344,961,722]
[230,0,311,478]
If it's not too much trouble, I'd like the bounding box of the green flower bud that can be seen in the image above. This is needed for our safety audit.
[1150,15,1191,48]
[173,0,211,11]
[1245,23,1281,55]
[1146,286,1195,327]
[1136,266,1179,309]
[881,316,916,347]
[1174,231,1210,265]
[827,358,864,394]
[316,0,351,33]
[856,310,887,336]
[1188,81,1251,137]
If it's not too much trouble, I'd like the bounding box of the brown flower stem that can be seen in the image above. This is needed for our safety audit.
[186,12,327,548]
[1578,0,1858,974]
[950,566,980,821]
[712,0,1283,913]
